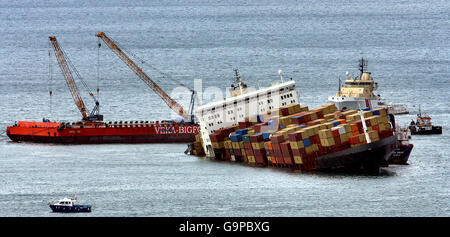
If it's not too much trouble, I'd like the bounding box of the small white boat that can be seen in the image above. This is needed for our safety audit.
[48,197,92,213]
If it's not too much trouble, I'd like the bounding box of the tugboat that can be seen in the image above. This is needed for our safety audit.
[389,122,414,165]
[48,197,92,213]
[409,105,442,135]
[328,58,409,115]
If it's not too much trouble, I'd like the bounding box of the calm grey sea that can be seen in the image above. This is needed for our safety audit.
[0,0,448,216]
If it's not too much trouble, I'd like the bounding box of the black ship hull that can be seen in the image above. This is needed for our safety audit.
[409,126,442,135]
[315,135,396,174]
[389,143,413,165]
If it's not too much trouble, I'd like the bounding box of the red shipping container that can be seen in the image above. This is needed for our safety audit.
[364,119,372,127]
[332,129,340,137]
[239,121,254,129]
[280,142,294,165]
[280,107,290,116]
[292,147,306,156]
[303,113,312,123]
[209,133,223,142]
[270,134,285,144]
[280,141,291,153]
[288,131,304,141]
[276,156,285,164]
[243,142,253,150]
[306,120,320,126]
[310,134,320,144]
[272,144,283,158]
[250,134,264,143]
[233,148,242,156]
[352,120,363,130]
[224,149,231,160]
[315,110,324,119]
[373,125,380,132]
[350,123,359,132]
[245,148,254,156]
[253,149,268,164]
[253,148,265,157]
[333,136,342,145]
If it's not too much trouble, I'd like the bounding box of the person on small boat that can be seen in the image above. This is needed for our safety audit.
[410,120,415,126]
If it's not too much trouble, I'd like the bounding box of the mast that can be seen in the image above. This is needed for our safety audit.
[359,57,368,78]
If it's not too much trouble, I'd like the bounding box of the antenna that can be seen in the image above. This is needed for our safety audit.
[338,76,341,96]
[278,69,284,82]
[359,57,368,77]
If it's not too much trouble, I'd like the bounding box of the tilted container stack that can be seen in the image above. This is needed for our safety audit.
[202,103,394,171]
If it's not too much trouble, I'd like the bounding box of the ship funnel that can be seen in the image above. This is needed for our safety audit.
[278,69,284,82]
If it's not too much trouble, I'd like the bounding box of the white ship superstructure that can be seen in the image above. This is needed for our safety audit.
[196,70,299,157]
[328,58,408,115]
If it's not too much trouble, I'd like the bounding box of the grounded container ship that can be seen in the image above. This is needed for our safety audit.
[7,33,200,144]
[188,70,397,174]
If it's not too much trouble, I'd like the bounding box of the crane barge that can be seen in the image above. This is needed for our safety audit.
[6,35,199,144]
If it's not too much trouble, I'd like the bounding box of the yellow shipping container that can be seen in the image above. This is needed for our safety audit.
[321,137,335,147]
[224,140,232,149]
[310,112,318,121]
[241,149,247,158]
[287,104,301,114]
[299,105,309,112]
[324,113,334,120]
[290,140,305,149]
[294,155,303,164]
[379,115,389,124]
[368,130,380,141]
[279,116,291,126]
[347,113,361,121]
[305,146,314,154]
[324,122,334,129]
[340,133,349,143]
[251,142,265,150]
[358,133,367,144]
[343,124,352,133]
[363,111,373,118]
[212,142,224,149]
[378,122,391,131]
[248,156,256,163]
[239,141,245,149]
[319,129,333,139]
[316,118,326,124]
[312,144,319,152]
[232,142,240,149]
[342,110,357,116]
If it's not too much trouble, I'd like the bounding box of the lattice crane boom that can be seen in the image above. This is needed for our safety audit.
[95,32,190,119]
[49,36,88,119]
[49,36,102,121]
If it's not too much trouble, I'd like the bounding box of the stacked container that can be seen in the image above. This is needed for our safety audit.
[202,104,393,171]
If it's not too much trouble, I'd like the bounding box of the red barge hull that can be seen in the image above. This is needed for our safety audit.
[7,121,200,144]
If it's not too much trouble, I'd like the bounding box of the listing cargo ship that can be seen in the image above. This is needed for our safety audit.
[328,58,409,115]
[6,33,199,144]
[189,69,397,174]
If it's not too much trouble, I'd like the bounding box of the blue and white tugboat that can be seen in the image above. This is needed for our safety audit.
[48,197,92,213]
